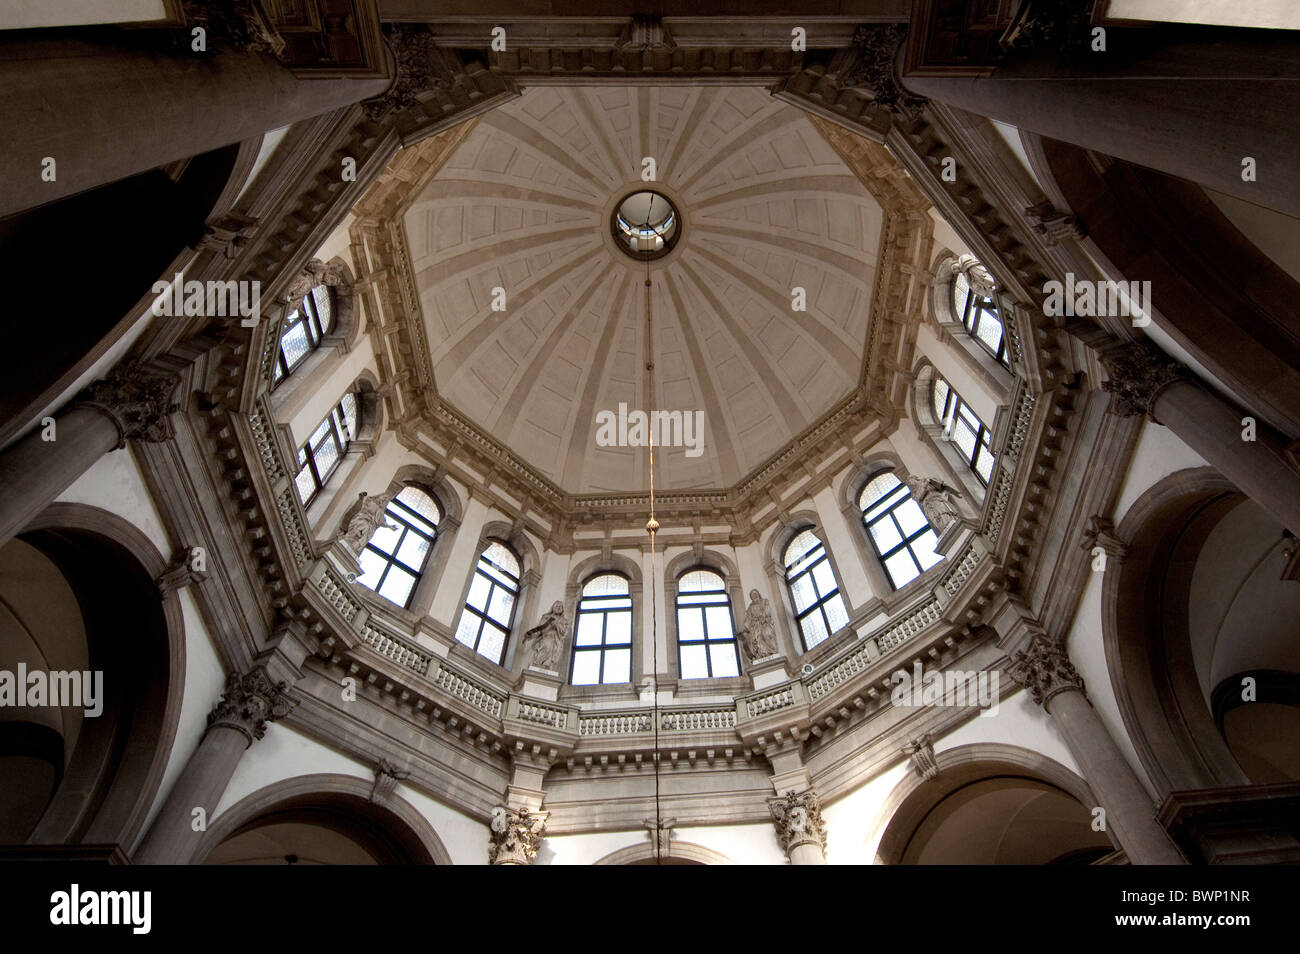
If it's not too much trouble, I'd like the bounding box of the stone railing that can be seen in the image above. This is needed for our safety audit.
[579,711,653,737]
[660,708,737,732]
[512,699,571,730]
[743,683,801,719]
[361,622,431,676]
[430,661,505,719]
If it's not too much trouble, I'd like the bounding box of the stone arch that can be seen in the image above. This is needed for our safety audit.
[562,551,645,689]
[452,518,543,672]
[1,502,185,852]
[870,743,1115,865]
[192,773,452,865]
[379,466,465,619]
[837,452,909,602]
[763,512,854,660]
[594,840,736,865]
[1102,466,1276,796]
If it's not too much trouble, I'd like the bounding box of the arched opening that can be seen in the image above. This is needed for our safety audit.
[1105,469,1300,794]
[202,794,435,865]
[0,507,180,850]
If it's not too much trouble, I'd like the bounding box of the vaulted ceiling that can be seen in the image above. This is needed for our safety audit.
[401,86,885,494]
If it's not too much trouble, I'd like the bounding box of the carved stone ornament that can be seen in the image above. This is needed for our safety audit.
[831,24,927,117]
[614,16,677,53]
[155,545,208,597]
[737,589,781,661]
[77,360,181,448]
[904,476,961,533]
[1000,0,1098,54]
[902,734,940,781]
[644,817,677,857]
[1024,201,1084,246]
[1007,636,1085,707]
[337,490,398,555]
[1099,341,1185,419]
[1080,514,1127,561]
[283,258,346,305]
[370,759,411,804]
[522,601,570,672]
[363,24,461,121]
[182,0,285,57]
[768,789,827,856]
[197,212,258,260]
[207,668,297,744]
[488,806,548,865]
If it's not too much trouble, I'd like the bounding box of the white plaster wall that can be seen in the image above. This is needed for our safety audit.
[1112,421,1208,524]
[56,449,171,556]
[542,822,785,865]
[916,321,999,425]
[286,342,378,447]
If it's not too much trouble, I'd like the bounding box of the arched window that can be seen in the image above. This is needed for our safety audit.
[859,472,944,590]
[570,573,633,685]
[453,540,520,664]
[356,486,439,608]
[783,529,849,652]
[273,285,333,386]
[932,375,995,485]
[951,263,1008,366]
[293,391,358,506]
[676,568,739,679]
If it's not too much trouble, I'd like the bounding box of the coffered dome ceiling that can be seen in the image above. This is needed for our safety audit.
[402,86,883,494]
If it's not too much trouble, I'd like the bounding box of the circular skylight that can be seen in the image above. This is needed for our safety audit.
[611,190,681,260]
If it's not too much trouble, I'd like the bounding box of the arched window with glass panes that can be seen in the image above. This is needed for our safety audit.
[951,262,1009,367]
[454,540,520,665]
[932,374,995,485]
[570,573,633,685]
[859,472,944,589]
[675,568,740,679]
[783,529,849,652]
[273,285,333,387]
[293,392,358,506]
[355,486,440,608]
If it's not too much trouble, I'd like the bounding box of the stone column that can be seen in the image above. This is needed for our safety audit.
[902,38,1300,217]
[1008,636,1185,865]
[1100,341,1300,534]
[769,788,828,865]
[134,668,296,865]
[0,32,389,218]
[0,360,179,548]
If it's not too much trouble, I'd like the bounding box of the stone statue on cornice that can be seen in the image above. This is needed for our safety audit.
[523,601,569,672]
[905,476,961,533]
[338,490,398,555]
[737,589,780,661]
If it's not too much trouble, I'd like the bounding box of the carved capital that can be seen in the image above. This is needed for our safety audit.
[207,668,297,744]
[1025,201,1084,246]
[831,24,927,117]
[644,817,677,857]
[488,806,548,865]
[768,789,827,857]
[1007,637,1085,707]
[156,545,208,597]
[1081,515,1127,562]
[363,25,461,121]
[1000,1,1098,54]
[182,0,285,57]
[198,212,258,259]
[614,16,676,53]
[77,360,181,448]
[1099,341,1185,418]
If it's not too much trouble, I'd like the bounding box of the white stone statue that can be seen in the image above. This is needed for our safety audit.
[522,601,569,672]
[736,589,780,660]
[905,476,961,533]
[338,490,397,555]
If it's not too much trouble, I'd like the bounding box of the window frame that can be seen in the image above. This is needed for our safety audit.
[952,267,1009,367]
[782,529,850,653]
[293,392,358,507]
[454,539,521,665]
[859,472,943,591]
[674,567,741,680]
[273,285,332,387]
[932,376,995,486]
[356,485,440,610]
[569,572,634,686]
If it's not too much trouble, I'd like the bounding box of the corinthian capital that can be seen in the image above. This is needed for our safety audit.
[1099,341,1184,418]
[207,668,297,744]
[488,806,548,865]
[768,789,827,856]
[1007,636,1085,707]
[363,25,461,121]
[182,0,285,56]
[831,24,927,116]
[77,360,181,448]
